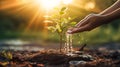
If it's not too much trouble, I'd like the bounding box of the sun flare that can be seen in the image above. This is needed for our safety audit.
[34,0,61,10]
[62,0,72,5]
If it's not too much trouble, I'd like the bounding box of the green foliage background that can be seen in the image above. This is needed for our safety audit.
[0,0,120,45]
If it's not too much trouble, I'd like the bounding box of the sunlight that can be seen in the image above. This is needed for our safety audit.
[25,9,41,31]
[62,0,72,5]
[0,1,25,10]
[85,2,95,10]
[35,0,61,10]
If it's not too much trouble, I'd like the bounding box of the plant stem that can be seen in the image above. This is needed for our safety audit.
[59,33,63,52]
[79,44,87,51]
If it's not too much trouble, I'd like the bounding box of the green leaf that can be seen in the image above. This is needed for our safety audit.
[70,22,77,25]
[7,52,12,59]
[47,26,56,32]
[56,24,62,33]
[61,7,67,12]
[1,51,12,60]
[63,18,69,23]
[59,7,67,15]
[59,11,65,15]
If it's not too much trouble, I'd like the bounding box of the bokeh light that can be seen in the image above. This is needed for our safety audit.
[85,2,95,10]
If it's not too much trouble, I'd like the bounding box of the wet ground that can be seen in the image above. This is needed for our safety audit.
[0,43,120,67]
[0,40,120,67]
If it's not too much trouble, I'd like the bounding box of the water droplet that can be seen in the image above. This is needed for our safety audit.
[64,33,73,53]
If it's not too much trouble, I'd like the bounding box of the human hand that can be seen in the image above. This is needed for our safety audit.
[67,13,106,34]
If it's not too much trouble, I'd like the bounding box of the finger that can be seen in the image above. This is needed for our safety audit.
[68,24,91,34]
[67,27,78,34]
[67,26,80,34]
[75,15,91,27]
[76,18,89,27]
[75,19,86,27]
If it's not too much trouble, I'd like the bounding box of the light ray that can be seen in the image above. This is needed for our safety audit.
[0,1,24,10]
[34,13,44,31]
[24,9,41,32]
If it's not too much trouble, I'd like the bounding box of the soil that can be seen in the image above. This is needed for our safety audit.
[0,45,120,67]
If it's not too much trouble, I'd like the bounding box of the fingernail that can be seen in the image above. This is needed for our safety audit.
[67,30,72,34]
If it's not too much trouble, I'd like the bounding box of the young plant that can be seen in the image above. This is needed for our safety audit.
[0,50,13,66]
[1,50,12,61]
[48,7,76,52]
